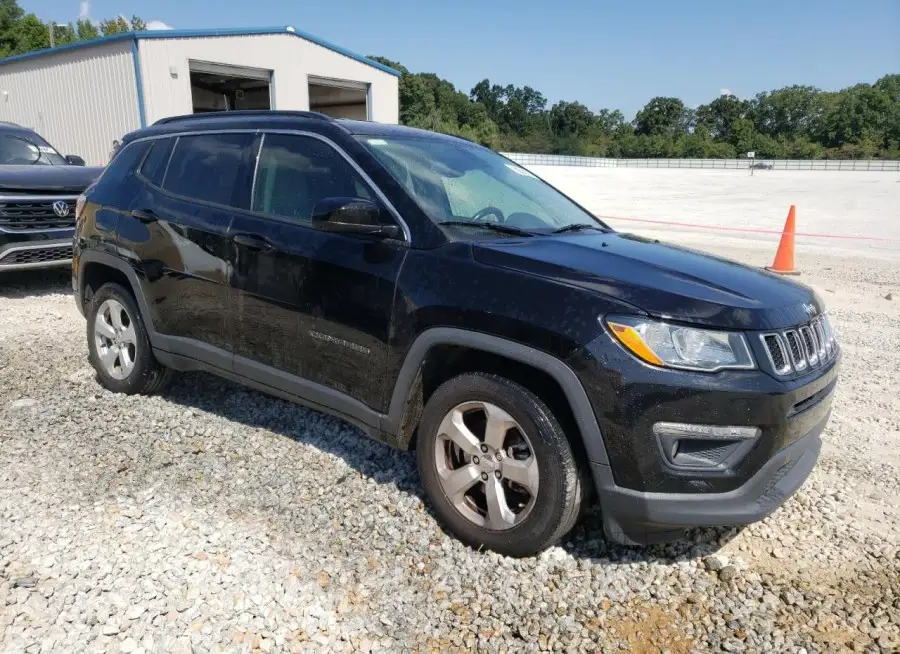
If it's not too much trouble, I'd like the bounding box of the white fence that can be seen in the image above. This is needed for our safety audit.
[501,152,900,172]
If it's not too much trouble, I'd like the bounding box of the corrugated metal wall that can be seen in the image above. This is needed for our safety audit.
[0,41,140,166]
[138,34,399,125]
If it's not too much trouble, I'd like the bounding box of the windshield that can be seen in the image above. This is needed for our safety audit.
[356,135,607,235]
[0,133,67,166]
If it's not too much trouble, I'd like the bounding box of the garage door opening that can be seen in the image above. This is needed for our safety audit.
[189,61,272,114]
[308,77,369,120]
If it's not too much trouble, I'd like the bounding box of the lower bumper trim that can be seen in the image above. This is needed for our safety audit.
[595,411,827,545]
[0,241,73,271]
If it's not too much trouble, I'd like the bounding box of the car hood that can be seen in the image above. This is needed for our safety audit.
[473,232,822,330]
[0,165,104,193]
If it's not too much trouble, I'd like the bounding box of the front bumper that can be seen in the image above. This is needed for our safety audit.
[0,228,75,272]
[594,414,824,544]
[568,330,838,544]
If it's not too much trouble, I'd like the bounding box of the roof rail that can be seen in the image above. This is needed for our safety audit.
[152,110,334,126]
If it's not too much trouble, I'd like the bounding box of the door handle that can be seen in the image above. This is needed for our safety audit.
[131,209,157,223]
[232,233,274,251]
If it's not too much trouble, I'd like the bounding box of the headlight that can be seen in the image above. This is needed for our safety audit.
[605,316,755,372]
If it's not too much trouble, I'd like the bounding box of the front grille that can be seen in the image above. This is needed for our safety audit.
[763,334,789,374]
[761,315,837,376]
[0,245,73,266]
[0,198,77,230]
[784,330,807,372]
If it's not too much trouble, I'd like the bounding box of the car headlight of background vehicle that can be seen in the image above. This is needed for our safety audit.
[605,316,755,372]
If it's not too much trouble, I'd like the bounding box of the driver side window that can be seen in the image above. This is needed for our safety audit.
[442,169,549,220]
[253,133,375,225]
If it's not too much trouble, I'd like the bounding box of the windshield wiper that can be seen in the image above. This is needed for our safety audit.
[437,221,535,237]
[552,223,608,234]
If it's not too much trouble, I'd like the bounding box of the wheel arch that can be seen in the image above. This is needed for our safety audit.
[78,251,158,342]
[385,328,610,468]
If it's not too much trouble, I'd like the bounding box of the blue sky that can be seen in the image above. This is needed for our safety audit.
[35,0,900,119]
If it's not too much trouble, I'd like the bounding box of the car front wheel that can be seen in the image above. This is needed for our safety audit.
[417,373,583,557]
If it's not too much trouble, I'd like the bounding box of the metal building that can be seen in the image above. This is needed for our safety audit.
[0,26,401,165]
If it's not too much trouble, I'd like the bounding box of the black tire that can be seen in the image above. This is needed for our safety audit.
[417,373,583,557]
[87,282,172,395]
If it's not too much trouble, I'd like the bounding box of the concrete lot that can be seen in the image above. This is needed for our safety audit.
[529,167,900,261]
[1,168,898,653]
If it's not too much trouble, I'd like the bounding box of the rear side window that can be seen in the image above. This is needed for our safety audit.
[139,138,175,187]
[163,133,253,207]
[89,140,151,194]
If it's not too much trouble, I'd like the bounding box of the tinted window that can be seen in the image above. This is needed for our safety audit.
[90,140,151,193]
[163,133,253,207]
[139,138,175,186]
[252,134,374,224]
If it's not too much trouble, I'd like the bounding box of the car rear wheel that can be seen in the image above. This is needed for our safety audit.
[87,282,172,395]
[417,373,583,557]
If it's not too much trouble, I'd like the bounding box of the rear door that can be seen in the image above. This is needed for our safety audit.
[119,131,255,370]
[227,131,406,412]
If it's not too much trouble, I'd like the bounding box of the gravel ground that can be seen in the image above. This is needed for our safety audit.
[1,249,898,654]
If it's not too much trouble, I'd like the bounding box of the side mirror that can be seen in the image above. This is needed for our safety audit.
[311,197,401,239]
[66,155,86,166]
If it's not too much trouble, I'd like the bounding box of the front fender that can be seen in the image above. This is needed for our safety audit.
[383,327,611,466]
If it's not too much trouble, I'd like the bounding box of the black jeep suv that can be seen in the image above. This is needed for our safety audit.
[72,111,839,557]
[0,122,103,273]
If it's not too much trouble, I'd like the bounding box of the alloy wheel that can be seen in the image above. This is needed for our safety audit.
[434,401,540,531]
[94,299,137,380]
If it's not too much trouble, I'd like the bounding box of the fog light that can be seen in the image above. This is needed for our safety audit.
[652,422,760,470]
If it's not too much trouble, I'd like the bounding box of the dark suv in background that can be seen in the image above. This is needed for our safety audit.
[0,122,102,273]
[72,111,839,557]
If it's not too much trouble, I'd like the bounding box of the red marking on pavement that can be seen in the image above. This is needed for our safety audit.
[598,215,900,243]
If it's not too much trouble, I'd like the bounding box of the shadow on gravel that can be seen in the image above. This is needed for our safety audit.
[560,510,741,565]
[0,268,72,298]
[158,370,739,566]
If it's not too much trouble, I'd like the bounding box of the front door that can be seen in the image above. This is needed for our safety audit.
[228,132,406,412]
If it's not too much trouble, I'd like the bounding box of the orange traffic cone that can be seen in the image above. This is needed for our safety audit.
[766,205,800,275]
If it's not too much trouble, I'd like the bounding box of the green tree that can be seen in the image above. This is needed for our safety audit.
[130,15,146,31]
[873,74,900,102]
[821,83,898,150]
[50,22,76,46]
[470,79,504,124]
[751,85,826,139]
[12,13,49,53]
[369,59,500,147]
[595,108,626,135]
[0,0,23,56]
[785,136,824,159]
[99,16,129,36]
[634,97,692,137]
[469,80,546,137]
[75,18,99,41]
[695,94,751,142]
[366,56,407,75]
[750,132,785,159]
[549,101,596,138]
